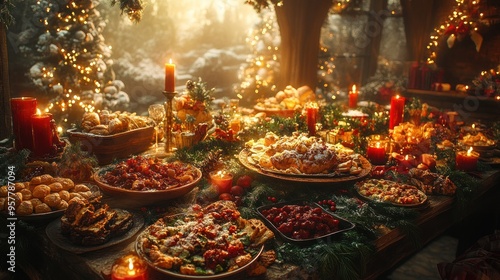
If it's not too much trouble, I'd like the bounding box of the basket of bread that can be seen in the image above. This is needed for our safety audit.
[254,85,315,117]
[67,110,154,165]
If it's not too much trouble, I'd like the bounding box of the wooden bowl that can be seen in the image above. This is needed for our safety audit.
[67,127,154,165]
[93,166,202,205]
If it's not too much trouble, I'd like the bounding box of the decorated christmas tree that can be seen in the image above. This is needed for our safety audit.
[18,0,132,126]
[236,9,281,101]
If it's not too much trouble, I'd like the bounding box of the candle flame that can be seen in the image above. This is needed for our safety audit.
[375,142,380,148]
[472,124,475,129]
[395,95,400,99]
[36,108,42,115]
[351,85,356,93]
[404,154,409,160]
[169,58,173,64]
[467,147,473,156]
[128,258,134,270]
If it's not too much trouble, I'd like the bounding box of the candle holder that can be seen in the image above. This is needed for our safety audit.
[162,91,178,153]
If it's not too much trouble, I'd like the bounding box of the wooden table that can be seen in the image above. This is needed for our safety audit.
[6,169,500,280]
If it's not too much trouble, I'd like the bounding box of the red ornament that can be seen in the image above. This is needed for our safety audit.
[444,24,456,35]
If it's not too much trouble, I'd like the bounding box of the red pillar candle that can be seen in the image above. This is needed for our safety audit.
[456,147,479,172]
[111,252,147,280]
[10,97,37,151]
[209,170,233,194]
[31,112,54,157]
[389,95,405,130]
[348,85,358,108]
[306,102,318,136]
[165,59,175,92]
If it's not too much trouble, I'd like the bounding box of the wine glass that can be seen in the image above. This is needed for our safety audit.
[148,104,166,149]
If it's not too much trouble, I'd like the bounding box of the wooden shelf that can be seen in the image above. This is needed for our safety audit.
[404,89,500,122]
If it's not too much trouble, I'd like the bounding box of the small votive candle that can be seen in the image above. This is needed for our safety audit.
[111,252,147,280]
[348,85,358,108]
[456,147,479,172]
[209,170,233,194]
[366,135,389,165]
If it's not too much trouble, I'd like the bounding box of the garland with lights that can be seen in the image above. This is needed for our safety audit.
[426,0,491,65]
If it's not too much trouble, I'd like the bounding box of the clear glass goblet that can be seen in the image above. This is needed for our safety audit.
[148,104,166,148]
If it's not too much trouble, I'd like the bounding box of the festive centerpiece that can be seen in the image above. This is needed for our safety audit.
[173,78,214,148]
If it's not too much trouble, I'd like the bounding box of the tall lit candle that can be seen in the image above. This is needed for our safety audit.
[456,147,479,172]
[348,85,358,108]
[389,95,405,129]
[306,102,319,136]
[31,111,53,157]
[10,97,37,151]
[165,59,175,92]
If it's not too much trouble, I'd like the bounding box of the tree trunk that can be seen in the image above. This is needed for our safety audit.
[275,0,332,90]
[0,24,11,140]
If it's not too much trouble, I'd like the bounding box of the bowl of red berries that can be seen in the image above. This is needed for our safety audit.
[256,200,354,243]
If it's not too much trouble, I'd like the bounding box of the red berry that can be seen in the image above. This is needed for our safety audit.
[236,175,253,188]
[230,185,245,196]
[219,193,234,201]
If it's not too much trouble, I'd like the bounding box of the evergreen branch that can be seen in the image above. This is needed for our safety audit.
[0,0,15,27]
[110,0,144,22]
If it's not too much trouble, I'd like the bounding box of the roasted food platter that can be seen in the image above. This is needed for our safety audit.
[135,201,271,279]
[46,211,144,254]
[93,156,202,204]
[354,179,428,208]
[238,150,371,184]
[239,132,371,183]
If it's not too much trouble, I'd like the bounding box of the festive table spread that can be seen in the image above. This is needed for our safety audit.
[2,80,500,280]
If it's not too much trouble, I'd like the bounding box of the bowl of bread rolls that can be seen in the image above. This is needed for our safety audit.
[67,110,154,165]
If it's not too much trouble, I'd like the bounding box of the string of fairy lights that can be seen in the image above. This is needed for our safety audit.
[426,0,484,65]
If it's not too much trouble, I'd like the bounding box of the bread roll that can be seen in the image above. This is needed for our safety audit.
[32,185,50,199]
[73,184,90,192]
[49,182,64,192]
[16,201,33,216]
[35,203,51,214]
[44,193,62,208]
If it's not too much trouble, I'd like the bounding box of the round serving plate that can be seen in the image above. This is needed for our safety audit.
[238,149,371,184]
[93,165,202,205]
[135,224,264,279]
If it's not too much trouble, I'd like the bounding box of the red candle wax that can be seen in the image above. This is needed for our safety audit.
[111,253,147,280]
[210,170,233,194]
[348,85,358,108]
[456,147,479,172]
[389,95,405,129]
[10,97,37,151]
[306,103,318,136]
[165,60,175,92]
[31,112,53,157]
[366,142,386,165]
